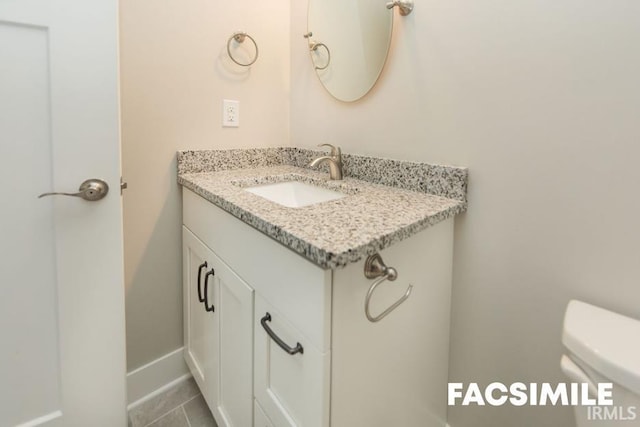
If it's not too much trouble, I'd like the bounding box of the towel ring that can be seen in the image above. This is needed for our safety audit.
[309,42,331,70]
[303,32,330,71]
[227,31,258,67]
[364,253,413,323]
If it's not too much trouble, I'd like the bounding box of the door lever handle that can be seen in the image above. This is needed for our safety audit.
[38,178,109,201]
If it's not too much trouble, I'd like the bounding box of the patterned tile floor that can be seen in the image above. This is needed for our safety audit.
[128,378,217,427]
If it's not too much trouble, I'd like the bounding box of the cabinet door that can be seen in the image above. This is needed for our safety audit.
[254,400,275,427]
[182,226,218,408]
[254,295,330,427]
[210,255,254,427]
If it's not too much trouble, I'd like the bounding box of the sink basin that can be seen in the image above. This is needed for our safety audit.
[245,181,345,208]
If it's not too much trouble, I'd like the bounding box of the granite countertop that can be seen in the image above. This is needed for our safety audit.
[178,148,468,269]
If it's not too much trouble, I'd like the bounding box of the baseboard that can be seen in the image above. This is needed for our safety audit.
[126,347,191,409]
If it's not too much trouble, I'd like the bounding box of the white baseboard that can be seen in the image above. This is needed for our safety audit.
[126,347,191,409]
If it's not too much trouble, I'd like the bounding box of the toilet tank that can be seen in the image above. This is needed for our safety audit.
[562,300,640,397]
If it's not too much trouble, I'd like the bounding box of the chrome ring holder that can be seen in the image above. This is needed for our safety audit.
[227,31,259,67]
[304,32,331,71]
[309,42,330,70]
[364,253,412,322]
[386,0,414,16]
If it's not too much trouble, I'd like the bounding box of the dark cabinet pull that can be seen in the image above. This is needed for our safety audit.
[203,268,215,312]
[197,262,208,303]
[260,313,303,355]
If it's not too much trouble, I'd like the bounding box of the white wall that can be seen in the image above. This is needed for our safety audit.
[291,1,640,426]
[120,0,290,370]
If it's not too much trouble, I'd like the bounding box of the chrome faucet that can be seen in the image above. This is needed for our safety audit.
[308,144,343,180]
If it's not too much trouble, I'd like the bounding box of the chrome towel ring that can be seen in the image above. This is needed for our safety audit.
[309,42,330,70]
[227,31,258,67]
[303,32,331,71]
[364,253,413,322]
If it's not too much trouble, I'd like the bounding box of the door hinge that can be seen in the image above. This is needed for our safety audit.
[120,177,128,194]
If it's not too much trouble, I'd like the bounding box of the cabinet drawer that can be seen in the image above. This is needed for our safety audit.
[254,295,330,427]
[254,400,275,427]
[183,188,332,352]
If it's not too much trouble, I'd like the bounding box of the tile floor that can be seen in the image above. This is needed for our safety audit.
[128,377,217,427]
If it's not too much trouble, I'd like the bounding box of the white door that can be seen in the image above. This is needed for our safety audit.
[0,0,126,425]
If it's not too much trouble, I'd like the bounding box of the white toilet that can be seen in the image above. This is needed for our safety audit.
[562,300,640,426]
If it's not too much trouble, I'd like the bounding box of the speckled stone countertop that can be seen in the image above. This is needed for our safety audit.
[178,148,468,269]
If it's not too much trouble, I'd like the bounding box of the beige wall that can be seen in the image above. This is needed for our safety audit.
[120,0,290,370]
[290,1,640,426]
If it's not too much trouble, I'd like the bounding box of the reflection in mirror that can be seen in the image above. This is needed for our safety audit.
[309,41,331,71]
[307,0,393,102]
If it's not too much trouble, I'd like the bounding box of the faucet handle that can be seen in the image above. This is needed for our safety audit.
[318,143,341,158]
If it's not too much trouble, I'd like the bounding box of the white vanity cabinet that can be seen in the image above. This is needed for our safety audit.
[183,187,455,427]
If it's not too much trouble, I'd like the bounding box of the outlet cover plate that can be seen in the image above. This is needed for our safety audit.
[222,99,239,127]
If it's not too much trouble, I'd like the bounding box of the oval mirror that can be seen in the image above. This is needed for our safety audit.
[307,0,393,102]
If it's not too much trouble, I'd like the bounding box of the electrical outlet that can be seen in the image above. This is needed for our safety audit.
[222,99,240,127]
